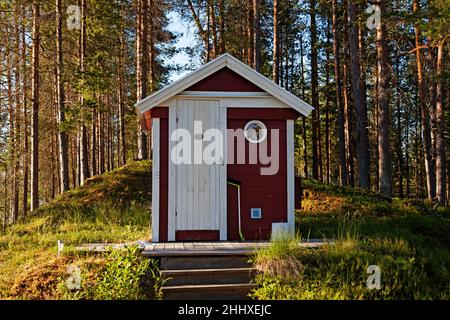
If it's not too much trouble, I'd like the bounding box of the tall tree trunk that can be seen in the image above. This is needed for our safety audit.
[435,40,446,205]
[30,0,40,211]
[218,0,226,53]
[405,105,411,197]
[12,7,21,221]
[299,34,308,178]
[374,67,380,191]
[376,1,392,197]
[332,0,347,186]
[206,0,211,60]
[273,0,279,84]
[137,0,148,160]
[253,0,261,72]
[91,107,97,176]
[310,0,320,181]
[21,3,29,217]
[56,0,70,192]
[395,56,404,198]
[325,19,331,184]
[427,39,437,178]
[347,0,369,189]
[118,33,127,166]
[395,56,408,199]
[414,88,420,198]
[148,0,155,92]
[343,1,354,186]
[6,20,14,222]
[343,61,354,186]
[413,0,435,199]
[71,135,77,189]
[208,0,218,59]
[79,0,89,184]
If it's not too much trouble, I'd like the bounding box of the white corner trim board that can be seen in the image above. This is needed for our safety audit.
[167,105,177,241]
[135,53,314,118]
[151,118,160,242]
[286,119,295,236]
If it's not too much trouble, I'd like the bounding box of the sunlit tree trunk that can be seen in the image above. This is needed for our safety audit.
[56,0,70,192]
[348,0,369,189]
[435,40,446,205]
[376,1,392,197]
[30,0,40,211]
[413,0,434,199]
[332,0,347,186]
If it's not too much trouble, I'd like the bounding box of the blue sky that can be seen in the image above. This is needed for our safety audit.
[166,11,201,83]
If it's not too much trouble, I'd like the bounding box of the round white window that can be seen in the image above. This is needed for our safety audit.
[244,120,267,144]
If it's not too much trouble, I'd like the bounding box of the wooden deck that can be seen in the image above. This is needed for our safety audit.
[142,239,328,257]
[74,239,330,256]
[142,241,268,257]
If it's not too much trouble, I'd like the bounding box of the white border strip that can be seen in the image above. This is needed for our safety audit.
[151,118,160,242]
[286,119,295,236]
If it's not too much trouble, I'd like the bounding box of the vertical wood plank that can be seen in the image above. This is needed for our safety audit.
[187,101,194,230]
[193,103,200,230]
[167,104,176,241]
[176,103,183,231]
[219,105,227,240]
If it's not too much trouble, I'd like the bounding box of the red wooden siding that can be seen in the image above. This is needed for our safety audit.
[186,67,264,92]
[144,107,168,132]
[228,108,300,120]
[227,109,289,241]
[176,230,220,241]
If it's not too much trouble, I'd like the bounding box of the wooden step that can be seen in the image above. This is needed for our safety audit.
[162,283,258,300]
[160,255,251,270]
[161,268,256,286]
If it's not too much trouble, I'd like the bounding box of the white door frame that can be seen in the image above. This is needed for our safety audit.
[151,118,160,242]
[167,99,227,241]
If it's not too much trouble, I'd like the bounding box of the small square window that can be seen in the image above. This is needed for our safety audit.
[251,208,262,219]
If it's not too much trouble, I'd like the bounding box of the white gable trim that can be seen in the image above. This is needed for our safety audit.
[136,54,313,117]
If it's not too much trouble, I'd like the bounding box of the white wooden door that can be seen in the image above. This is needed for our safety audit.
[173,99,226,234]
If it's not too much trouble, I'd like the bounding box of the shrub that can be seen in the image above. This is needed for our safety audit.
[253,236,305,282]
[59,246,163,300]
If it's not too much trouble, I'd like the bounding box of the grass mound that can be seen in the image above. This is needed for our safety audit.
[0,161,152,299]
[251,179,450,300]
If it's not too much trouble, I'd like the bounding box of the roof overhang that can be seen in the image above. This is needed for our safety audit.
[135,53,314,118]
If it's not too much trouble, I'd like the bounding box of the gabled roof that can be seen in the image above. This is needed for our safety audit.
[135,53,314,117]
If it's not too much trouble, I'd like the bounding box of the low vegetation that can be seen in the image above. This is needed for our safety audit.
[0,161,154,299]
[58,246,163,300]
[251,179,450,300]
[3,168,450,300]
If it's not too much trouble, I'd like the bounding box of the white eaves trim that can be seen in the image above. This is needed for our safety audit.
[135,53,314,117]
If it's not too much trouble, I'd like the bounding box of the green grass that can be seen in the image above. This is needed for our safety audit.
[0,160,152,299]
[250,179,450,300]
[3,170,450,300]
